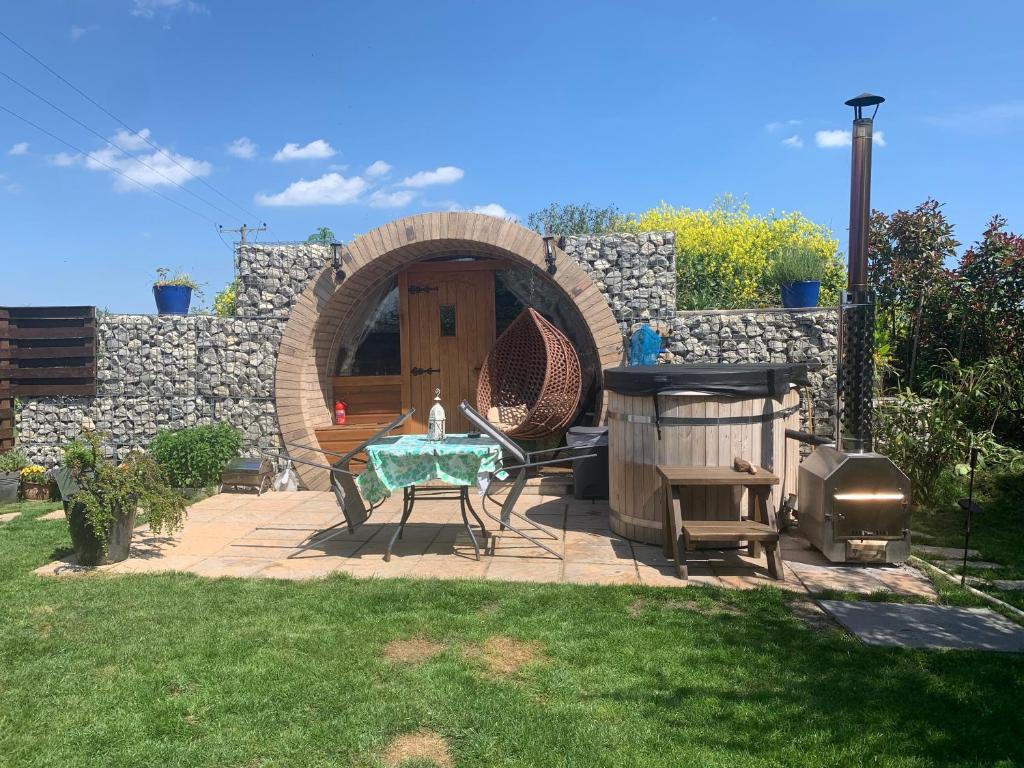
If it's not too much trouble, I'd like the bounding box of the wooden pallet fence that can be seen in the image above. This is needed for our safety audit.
[0,307,98,449]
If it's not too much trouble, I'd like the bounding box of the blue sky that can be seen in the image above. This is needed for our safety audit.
[2,1,1022,313]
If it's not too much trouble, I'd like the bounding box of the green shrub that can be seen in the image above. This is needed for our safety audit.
[63,435,100,474]
[875,358,1024,508]
[770,245,825,284]
[0,448,28,473]
[149,423,242,488]
[213,279,238,317]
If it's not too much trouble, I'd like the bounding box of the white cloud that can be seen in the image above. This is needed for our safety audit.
[471,203,517,221]
[70,25,98,40]
[399,165,464,188]
[255,172,368,206]
[365,160,392,178]
[815,129,886,149]
[766,119,800,133]
[369,189,416,208]
[48,152,81,167]
[781,135,803,149]
[272,139,336,162]
[815,129,851,148]
[131,0,208,19]
[8,142,29,156]
[47,128,211,191]
[226,137,257,159]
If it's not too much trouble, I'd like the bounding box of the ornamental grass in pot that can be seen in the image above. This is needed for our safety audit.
[770,245,825,308]
[63,434,187,566]
[0,448,28,504]
[152,268,203,316]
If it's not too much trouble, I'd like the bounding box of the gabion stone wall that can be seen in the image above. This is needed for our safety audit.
[235,242,330,318]
[664,308,840,439]
[14,234,840,465]
[562,233,677,324]
[16,244,330,465]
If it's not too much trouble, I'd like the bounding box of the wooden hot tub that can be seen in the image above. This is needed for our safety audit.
[605,364,807,545]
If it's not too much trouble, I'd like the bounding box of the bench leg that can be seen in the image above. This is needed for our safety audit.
[676,531,689,580]
[765,541,784,580]
[746,490,762,559]
[669,486,688,579]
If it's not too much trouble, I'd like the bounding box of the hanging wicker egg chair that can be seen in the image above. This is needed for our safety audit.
[476,308,582,439]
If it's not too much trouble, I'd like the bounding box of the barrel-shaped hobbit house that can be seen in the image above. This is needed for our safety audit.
[275,212,623,489]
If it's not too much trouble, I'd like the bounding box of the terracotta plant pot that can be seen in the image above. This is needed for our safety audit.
[21,481,52,501]
[67,500,139,566]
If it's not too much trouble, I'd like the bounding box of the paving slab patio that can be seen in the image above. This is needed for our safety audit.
[819,600,1024,652]
[31,490,940,597]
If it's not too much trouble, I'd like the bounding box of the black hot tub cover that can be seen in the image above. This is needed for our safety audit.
[604,363,809,399]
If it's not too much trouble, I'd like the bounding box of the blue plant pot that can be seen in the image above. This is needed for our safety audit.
[153,285,193,315]
[780,280,820,309]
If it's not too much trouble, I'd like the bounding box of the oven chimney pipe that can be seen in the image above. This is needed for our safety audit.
[839,93,884,454]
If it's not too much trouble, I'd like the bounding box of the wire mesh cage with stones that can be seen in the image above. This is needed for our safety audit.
[838,297,876,450]
[476,308,582,439]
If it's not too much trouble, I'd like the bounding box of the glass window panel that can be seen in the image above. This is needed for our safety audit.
[440,304,456,337]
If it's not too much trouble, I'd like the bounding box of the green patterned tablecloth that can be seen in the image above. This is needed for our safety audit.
[356,434,505,505]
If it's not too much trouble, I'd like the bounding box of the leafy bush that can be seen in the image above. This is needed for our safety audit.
[306,227,336,244]
[213,279,238,317]
[875,357,1024,508]
[0,448,28,473]
[72,449,187,562]
[526,203,622,235]
[149,423,242,488]
[63,436,100,474]
[621,196,845,310]
[770,245,825,284]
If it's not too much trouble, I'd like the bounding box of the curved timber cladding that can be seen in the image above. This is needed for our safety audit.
[275,212,624,489]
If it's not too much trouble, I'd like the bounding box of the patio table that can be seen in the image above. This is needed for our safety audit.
[356,434,505,561]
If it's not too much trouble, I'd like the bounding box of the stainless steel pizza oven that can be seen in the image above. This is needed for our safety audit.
[795,93,912,564]
[799,445,910,563]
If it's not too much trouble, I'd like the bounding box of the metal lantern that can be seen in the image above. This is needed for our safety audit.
[427,388,446,441]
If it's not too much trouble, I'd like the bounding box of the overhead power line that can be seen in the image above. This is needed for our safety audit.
[0,68,240,221]
[0,27,261,222]
[0,102,218,225]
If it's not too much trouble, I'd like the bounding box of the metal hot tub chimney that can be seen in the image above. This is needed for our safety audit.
[797,93,913,564]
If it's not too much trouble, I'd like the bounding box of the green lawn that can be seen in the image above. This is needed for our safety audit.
[913,471,1024,610]
[1,501,1023,768]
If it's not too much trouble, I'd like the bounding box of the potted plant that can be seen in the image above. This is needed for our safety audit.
[152,268,203,315]
[770,246,824,308]
[20,464,52,501]
[0,448,28,504]
[62,434,187,565]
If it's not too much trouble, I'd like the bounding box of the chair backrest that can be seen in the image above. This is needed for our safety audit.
[51,466,80,501]
[459,401,527,465]
[290,409,414,468]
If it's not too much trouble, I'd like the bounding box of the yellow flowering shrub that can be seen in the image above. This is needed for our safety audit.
[622,196,845,310]
[20,465,48,484]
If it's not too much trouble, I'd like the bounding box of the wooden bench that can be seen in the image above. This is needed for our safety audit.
[657,465,783,581]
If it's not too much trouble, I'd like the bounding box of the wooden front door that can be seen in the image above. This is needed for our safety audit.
[400,264,496,433]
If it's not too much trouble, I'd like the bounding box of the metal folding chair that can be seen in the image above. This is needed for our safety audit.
[262,409,414,550]
[458,401,598,560]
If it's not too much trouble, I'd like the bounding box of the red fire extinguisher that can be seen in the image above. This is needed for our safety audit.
[334,400,347,425]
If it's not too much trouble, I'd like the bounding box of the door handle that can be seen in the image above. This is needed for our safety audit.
[411,367,441,376]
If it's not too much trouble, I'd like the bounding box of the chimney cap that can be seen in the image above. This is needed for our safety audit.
[845,92,885,108]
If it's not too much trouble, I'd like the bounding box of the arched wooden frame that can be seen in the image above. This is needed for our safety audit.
[275,212,623,489]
